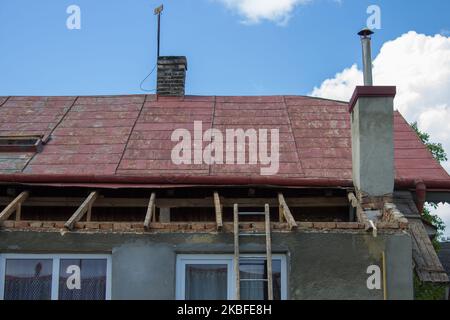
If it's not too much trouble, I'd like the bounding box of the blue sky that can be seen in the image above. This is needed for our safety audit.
[1,0,450,237]
[0,0,449,96]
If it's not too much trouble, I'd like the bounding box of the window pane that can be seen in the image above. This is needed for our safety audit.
[59,259,107,300]
[4,259,53,300]
[185,264,227,300]
[240,259,282,300]
[240,260,266,280]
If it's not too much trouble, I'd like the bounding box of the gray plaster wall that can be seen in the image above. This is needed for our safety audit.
[351,96,395,196]
[0,230,413,300]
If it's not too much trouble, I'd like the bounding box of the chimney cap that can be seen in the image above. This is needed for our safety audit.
[358,28,374,37]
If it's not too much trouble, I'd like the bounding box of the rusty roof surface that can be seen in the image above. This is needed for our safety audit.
[0,94,449,187]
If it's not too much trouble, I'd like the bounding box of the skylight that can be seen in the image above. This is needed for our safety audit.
[0,136,43,152]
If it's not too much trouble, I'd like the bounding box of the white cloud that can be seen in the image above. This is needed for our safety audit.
[311,31,450,236]
[310,64,361,102]
[434,204,450,238]
[215,0,310,25]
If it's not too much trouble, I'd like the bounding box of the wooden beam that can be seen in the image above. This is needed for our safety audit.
[0,196,349,209]
[348,192,359,209]
[64,191,98,230]
[224,197,348,208]
[278,201,285,223]
[144,193,156,230]
[214,192,223,231]
[278,193,298,230]
[16,203,22,222]
[348,192,372,231]
[0,191,29,223]
[86,200,94,222]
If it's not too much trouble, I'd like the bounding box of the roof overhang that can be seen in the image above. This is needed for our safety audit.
[0,174,450,194]
[426,191,450,205]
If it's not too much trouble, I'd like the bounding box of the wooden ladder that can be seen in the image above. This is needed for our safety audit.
[233,203,273,300]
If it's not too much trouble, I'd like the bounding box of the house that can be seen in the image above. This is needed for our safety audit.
[438,242,450,300]
[0,32,449,300]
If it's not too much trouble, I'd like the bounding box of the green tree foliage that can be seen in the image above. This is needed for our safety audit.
[410,122,448,300]
[422,206,446,251]
[414,274,447,300]
[411,122,448,163]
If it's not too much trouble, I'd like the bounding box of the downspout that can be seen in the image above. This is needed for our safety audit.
[415,179,427,215]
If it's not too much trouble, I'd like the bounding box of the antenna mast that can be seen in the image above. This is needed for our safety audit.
[154,5,164,58]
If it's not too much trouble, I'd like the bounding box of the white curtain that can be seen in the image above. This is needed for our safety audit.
[185,264,228,300]
[240,259,282,300]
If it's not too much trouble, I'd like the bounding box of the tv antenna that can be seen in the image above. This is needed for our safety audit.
[140,4,164,92]
[154,4,164,58]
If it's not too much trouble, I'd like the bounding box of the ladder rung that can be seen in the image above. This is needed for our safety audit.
[238,212,265,216]
[240,279,269,282]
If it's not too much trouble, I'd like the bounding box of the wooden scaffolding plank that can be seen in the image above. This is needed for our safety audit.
[0,191,29,223]
[144,193,156,230]
[233,203,240,300]
[64,191,98,230]
[214,192,223,231]
[265,204,273,301]
[277,193,298,230]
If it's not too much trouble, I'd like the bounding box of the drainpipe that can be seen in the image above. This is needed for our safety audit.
[415,179,427,215]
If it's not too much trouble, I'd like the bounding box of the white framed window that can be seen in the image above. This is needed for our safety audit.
[0,254,112,300]
[176,254,287,300]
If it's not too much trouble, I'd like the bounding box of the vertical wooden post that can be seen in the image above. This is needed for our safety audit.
[15,203,22,221]
[278,203,285,223]
[382,251,388,300]
[86,202,93,222]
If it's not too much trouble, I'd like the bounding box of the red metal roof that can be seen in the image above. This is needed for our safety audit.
[0,94,449,189]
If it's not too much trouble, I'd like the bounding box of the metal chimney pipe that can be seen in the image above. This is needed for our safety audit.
[358,28,374,86]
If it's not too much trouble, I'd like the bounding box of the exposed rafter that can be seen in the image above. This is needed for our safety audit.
[64,191,98,230]
[144,193,156,230]
[278,193,298,230]
[213,192,223,231]
[0,191,29,223]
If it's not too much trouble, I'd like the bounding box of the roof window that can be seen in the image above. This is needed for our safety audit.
[0,136,43,152]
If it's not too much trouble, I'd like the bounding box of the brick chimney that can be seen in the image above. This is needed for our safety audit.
[157,56,188,96]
